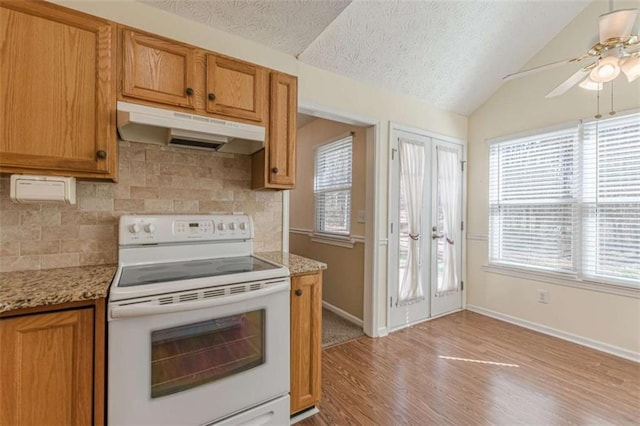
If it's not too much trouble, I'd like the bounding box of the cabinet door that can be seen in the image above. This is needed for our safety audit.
[0,308,94,425]
[205,54,266,123]
[268,72,297,188]
[122,29,196,109]
[0,2,116,179]
[290,272,322,414]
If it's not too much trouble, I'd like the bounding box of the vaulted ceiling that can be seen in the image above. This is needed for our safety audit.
[143,0,592,116]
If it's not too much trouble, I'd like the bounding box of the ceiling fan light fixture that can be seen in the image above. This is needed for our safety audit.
[578,76,603,91]
[590,56,620,83]
[598,8,638,44]
[620,56,640,82]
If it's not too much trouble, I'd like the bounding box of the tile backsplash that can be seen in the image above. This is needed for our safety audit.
[0,141,282,272]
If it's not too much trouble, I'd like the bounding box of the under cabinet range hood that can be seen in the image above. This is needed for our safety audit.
[116,101,265,155]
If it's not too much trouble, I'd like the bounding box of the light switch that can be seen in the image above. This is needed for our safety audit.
[357,210,366,223]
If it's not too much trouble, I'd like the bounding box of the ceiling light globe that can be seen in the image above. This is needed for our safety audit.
[621,56,640,82]
[590,56,621,83]
[579,76,603,91]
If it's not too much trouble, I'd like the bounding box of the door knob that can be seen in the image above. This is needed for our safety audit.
[96,150,107,159]
[271,167,279,174]
[432,232,444,240]
[185,87,194,96]
[295,289,303,296]
[208,93,216,101]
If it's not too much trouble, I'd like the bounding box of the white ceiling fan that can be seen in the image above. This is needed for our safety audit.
[504,4,640,98]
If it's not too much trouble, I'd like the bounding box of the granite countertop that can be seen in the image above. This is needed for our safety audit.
[0,264,117,314]
[257,251,327,276]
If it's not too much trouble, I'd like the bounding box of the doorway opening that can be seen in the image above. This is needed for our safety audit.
[283,102,381,338]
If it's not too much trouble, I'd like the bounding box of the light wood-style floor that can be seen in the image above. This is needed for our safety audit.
[300,311,640,425]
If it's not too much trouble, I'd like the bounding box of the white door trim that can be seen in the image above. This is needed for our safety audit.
[296,100,381,337]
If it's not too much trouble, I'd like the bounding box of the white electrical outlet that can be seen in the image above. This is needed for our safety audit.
[357,210,366,223]
[537,289,549,304]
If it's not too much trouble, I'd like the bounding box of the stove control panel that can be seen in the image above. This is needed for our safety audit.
[119,214,253,245]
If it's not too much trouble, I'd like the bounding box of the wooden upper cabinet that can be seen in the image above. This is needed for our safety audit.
[267,72,297,188]
[0,308,94,425]
[205,54,266,123]
[0,1,117,179]
[121,29,196,109]
[290,272,322,415]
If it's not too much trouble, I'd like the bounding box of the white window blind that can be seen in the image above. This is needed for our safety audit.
[489,126,580,273]
[314,136,353,235]
[582,114,640,282]
[489,111,640,287]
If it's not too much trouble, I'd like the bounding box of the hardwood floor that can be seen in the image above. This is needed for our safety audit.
[299,311,640,425]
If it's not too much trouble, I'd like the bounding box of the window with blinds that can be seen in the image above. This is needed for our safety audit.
[582,114,640,283]
[314,135,353,235]
[489,111,639,287]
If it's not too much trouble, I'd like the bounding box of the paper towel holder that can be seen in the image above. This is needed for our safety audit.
[10,174,77,204]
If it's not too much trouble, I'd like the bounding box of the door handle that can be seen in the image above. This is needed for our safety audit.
[432,225,443,240]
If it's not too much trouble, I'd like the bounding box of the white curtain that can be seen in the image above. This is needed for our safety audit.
[437,147,461,293]
[398,139,426,302]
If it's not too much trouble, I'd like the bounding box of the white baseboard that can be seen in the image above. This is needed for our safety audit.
[376,326,389,337]
[322,301,363,327]
[466,305,640,363]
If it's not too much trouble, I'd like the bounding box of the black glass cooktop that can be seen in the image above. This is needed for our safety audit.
[118,256,279,287]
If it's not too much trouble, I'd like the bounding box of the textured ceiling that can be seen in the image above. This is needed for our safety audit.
[142,0,351,55]
[142,0,591,116]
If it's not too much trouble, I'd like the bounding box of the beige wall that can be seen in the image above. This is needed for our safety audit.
[290,118,367,319]
[0,141,282,272]
[50,0,469,332]
[291,233,365,319]
[467,0,640,354]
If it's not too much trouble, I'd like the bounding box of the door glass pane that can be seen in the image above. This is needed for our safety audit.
[397,139,427,303]
[435,194,445,291]
[151,310,264,398]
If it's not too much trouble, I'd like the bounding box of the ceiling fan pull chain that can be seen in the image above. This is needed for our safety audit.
[595,85,602,120]
[609,80,616,116]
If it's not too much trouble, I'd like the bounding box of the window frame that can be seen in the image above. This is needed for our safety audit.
[313,133,354,238]
[486,109,640,295]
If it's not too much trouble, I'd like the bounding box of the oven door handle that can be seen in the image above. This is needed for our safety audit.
[110,281,289,319]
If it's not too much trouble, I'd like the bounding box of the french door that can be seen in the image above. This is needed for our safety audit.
[389,128,464,330]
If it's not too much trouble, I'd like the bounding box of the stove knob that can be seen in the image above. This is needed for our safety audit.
[239,222,247,230]
[144,223,156,233]
[229,223,236,231]
[128,224,141,234]
[218,222,226,231]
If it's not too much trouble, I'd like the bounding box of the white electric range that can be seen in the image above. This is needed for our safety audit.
[108,214,290,426]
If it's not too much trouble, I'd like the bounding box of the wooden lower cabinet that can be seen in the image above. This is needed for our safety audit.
[290,271,322,415]
[0,300,105,426]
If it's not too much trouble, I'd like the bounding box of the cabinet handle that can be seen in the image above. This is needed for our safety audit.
[96,150,107,159]
[208,93,216,101]
[185,87,194,96]
[295,289,303,296]
[271,167,279,174]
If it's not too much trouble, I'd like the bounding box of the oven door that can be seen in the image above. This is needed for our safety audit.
[108,279,290,426]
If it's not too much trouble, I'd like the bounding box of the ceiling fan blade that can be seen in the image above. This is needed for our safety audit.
[545,65,594,98]
[503,54,590,81]
[599,8,638,43]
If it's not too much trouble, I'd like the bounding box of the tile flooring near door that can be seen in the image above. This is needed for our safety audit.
[301,311,640,425]
[322,308,365,348]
